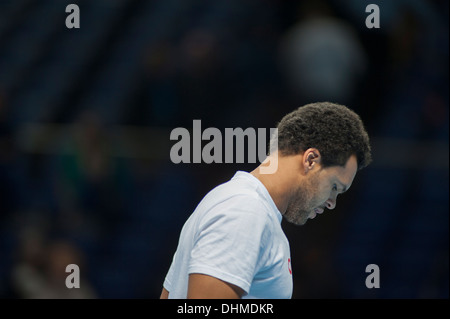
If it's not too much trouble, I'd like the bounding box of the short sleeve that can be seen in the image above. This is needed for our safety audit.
[188,195,272,294]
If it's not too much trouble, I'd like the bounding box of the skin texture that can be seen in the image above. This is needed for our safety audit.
[160,149,358,299]
[252,149,358,226]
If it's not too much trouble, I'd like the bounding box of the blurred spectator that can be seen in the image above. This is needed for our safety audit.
[279,0,367,105]
[56,110,127,238]
[11,226,96,299]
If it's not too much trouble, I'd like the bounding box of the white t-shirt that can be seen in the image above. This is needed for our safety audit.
[163,171,293,299]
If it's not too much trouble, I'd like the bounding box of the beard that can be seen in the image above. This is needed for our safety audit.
[282,172,320,226]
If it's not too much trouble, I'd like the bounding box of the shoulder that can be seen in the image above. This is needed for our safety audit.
[192,192,275,250]
[192,172,277,236]
[200,189,272,224]
[200,172,268,212]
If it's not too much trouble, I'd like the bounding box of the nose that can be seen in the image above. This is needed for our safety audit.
[325,198,336,210]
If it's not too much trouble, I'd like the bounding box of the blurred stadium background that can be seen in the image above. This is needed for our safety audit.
[0,0,448,298]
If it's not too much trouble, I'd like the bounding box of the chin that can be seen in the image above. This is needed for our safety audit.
[283,208,311,226]
[291,215,309,226]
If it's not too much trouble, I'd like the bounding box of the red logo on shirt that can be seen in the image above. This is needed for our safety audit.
[288,258,292,275]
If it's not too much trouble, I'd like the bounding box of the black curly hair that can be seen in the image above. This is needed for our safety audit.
[270,102,372,170]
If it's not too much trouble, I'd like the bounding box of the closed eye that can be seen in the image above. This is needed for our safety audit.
[335,179,349,194]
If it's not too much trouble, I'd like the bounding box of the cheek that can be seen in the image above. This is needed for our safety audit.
[305,174,330,207]
[314,185,330,205]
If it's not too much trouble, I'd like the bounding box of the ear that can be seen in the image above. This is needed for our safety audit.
[302,148,321,173]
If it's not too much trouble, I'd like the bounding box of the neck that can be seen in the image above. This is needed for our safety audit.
[250,153,298,214]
